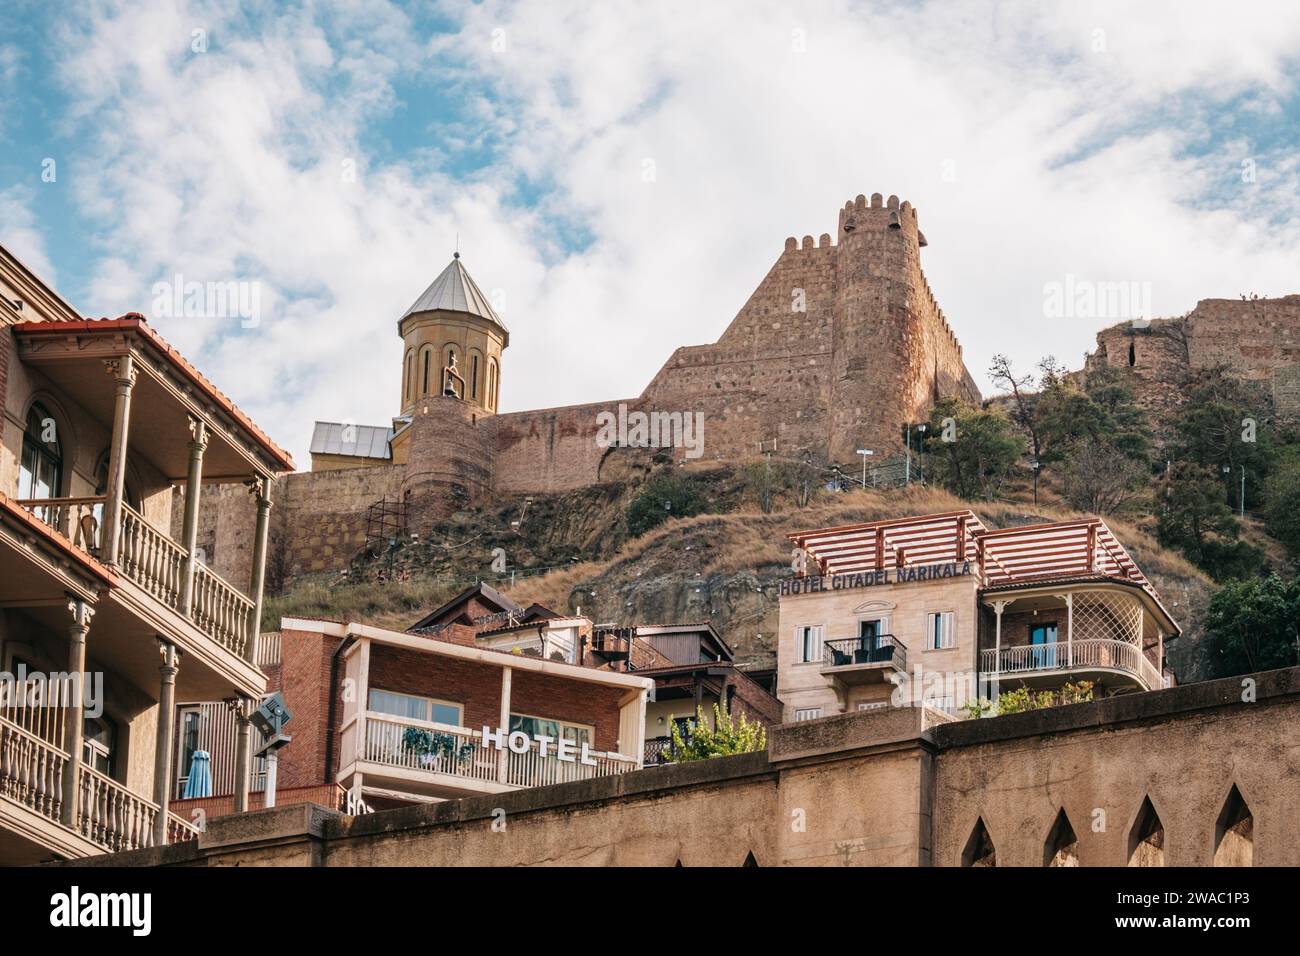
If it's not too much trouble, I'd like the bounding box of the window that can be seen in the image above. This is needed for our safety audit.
[796,625,824,663]
[404,351,413,402]
[422,349,431,394]
[1030,623,1058,668]
[83,715,116,775]
[470,353,480,400]
[509,713,592,747]
[793,708,822,722]
[857,701,888,712]
[368,689,463,727]
[926,612,954,650]
[19,404,62,500]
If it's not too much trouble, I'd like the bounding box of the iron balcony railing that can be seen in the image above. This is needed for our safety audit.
[822,634,907,671]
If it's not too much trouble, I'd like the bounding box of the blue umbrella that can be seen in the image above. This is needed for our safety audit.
[182,750,212,798]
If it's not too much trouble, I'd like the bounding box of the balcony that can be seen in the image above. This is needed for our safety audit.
[15,497,256,664]
[820,635,908,686]
[0,714,198,863]
[981,638,1163,693]
[359,713,639,797]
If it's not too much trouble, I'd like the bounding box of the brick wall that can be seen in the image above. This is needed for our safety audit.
[367,642,624,752]
[275,627,344,790]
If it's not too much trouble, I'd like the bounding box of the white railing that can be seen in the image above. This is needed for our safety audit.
[981,638,1160,691]
[191,562,255,658]
[363,715,500,784]
[13,496,105,553]
[117,503,187,607]
[256,631,281,667]
[0,717,66,824]
[166,811,201,843]
[78,765,157,853]
[361,713,639,790]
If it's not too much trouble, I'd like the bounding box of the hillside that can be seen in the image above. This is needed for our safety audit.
[265,468,1219,682]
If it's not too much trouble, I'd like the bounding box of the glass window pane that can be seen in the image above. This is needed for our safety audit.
[429,702,462,726]
[369,690,428,720]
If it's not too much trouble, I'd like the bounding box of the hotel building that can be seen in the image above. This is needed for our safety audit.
[0,244,290,862]
[777,510,1180,721]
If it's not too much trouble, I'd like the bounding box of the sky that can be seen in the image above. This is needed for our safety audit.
[1,0,1298,469]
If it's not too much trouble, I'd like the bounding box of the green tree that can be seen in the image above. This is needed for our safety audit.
[1157,465,1263,578]
[625,473,701,537]
[923,399,1025,501]
[1262,457,1300,559]
[669,704,767,761]
[1204,574,1300,675]
[1169,366,1273,512]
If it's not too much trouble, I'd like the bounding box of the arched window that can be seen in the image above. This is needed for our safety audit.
[488,358,499,411]
[404,350,413,403]
[83,714,116,775]
[422,348,431,395]
[471,353,480,401]
[19,403,63,500]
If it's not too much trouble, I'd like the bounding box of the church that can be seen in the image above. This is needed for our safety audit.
[306,192,982,531]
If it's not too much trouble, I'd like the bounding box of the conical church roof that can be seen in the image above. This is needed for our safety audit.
[401,253,506,330]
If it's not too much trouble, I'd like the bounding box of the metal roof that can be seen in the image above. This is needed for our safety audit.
[401,253,506,330]
[309,421,392,460]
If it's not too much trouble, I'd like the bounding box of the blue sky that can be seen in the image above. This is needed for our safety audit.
[2,0,1299,468]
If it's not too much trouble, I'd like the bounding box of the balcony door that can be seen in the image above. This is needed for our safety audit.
[1030,623,1058,669]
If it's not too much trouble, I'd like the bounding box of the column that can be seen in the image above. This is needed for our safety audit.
[1064,593,1074,667]
[245,476,273,663]
[990,600,1008,699]
[152,640,180,846]
[178,417,208,615]
[100,354,137,566]
[60,600,94,827]
[227,697,254,813]
[496,667,512,784]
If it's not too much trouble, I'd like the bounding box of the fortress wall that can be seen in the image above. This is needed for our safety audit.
[491,399,623,495]
[639,240,837,461]
[1084,295,1300,422]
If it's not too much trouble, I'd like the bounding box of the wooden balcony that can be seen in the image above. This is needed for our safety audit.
[0,714,198,863]
[15,497,255,666]
[980,638,1163,693]
[356,713,639,799]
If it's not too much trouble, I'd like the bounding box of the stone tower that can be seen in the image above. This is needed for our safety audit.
[828,193,976,463]
[397,253,507,417]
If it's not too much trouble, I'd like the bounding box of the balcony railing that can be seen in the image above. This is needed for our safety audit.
[16,497,254,660]
[822,634,907,672]
[1,714,197,856]
[980,638,1162,691]
[361,713,639,791]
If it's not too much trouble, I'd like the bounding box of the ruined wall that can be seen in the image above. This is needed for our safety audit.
[89,667,1300,868]
[1085,295,1300,422]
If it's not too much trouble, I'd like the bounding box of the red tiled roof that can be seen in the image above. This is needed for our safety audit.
[13,315,295,471]
[0,492,117,587]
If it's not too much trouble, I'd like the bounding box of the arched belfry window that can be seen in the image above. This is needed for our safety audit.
[488,358,499,411]
[20,403,63,500]
[470,352,481,401]
[422,348,431,395]
[404,350,413,403]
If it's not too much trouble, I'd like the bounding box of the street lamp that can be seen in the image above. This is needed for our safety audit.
[1029,457,1041,507]
[915,423,928,483]
[856,449,873,489]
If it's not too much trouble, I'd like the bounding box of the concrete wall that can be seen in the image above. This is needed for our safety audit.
[79,666,1300,868]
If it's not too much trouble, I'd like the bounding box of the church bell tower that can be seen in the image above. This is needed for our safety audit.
[397,252,508,418]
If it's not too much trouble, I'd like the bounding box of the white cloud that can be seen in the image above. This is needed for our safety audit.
[0,186,56,282]
[42,0,1300,468]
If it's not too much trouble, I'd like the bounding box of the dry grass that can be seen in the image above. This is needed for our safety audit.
[504,483,1212,610]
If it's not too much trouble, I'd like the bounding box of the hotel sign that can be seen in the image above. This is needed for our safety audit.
[778,560,973,596]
